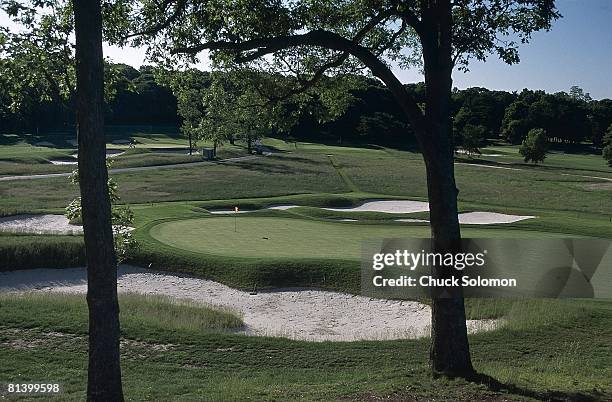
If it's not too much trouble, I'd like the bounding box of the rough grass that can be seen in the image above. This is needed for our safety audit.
[0,292,243,336]
[1,138,609,222]
[0,234,85,271]
[0,292,609,401]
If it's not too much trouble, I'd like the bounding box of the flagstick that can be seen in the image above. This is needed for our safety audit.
[234,206,238,232]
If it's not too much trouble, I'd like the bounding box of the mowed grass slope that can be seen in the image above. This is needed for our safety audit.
[0,293,609,401]
[0,129,250,177]
[1,138,610,219]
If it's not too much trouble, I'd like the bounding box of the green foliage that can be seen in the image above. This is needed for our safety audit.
[457,124,486,157]
[602,145,612,167]
[66,161,137,262]
[589,99,612,146]
[603,124,612,167]
[502,89,592,145]
[519,128,548,164]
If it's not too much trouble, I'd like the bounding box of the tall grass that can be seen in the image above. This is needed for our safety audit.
[0,234,85,271]
[0,292,244,334]
[119,293,244,333]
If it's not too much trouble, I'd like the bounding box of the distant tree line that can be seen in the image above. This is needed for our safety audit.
[2,62,612,151]
[0,63,179,132]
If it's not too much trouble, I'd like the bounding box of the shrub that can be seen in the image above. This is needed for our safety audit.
[603,145,612,167]
[603,124,612,167]
[503,119,528,144]
[519,128,548,164]
[459,124,486,157]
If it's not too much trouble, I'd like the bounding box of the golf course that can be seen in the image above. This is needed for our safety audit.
[2,0,612,399]
[1,127,611,400]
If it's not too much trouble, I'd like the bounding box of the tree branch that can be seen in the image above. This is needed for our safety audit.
[172,29,426,138]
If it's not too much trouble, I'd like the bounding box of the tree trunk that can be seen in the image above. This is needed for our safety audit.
[73,0,125,400]
[188,131,193,155]
[421,0,473,377]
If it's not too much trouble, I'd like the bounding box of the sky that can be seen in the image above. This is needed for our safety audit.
[2,0,611,99]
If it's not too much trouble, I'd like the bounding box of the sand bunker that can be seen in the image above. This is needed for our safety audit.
[326,200,430,213]
[0,266,498,342]
[0,214,82,235]
[49,150,125,165]
[0,214,134,235]
[395,212,534,225]
[458,212,534,225]
[456,149,503,157]
[49,159,78,165]
[208,210,252,215]
[211,201,430,215]
[208,200,534,225]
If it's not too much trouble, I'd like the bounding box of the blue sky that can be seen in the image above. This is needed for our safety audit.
[2,0,611,99]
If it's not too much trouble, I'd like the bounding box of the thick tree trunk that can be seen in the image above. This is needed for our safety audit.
[421,0,473,377]
[73,0,125,400]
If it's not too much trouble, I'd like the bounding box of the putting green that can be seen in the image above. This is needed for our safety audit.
[149,217,565,260]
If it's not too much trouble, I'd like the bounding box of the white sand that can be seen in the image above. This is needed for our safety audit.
[49,159,78,165]
[0,214,134,235]
[267,204,300,210]
[326,200,430,213]
[208,200,534,225]
[0,214,82,235]
[0,266,498,342]
[456,149,503,157]
[458,212,534,225]
[396,212,534,225]
[208,210,252,214]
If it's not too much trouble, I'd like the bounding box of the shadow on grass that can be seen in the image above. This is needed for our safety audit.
[468,372,603,402]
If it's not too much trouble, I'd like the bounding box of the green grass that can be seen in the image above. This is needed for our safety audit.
[0,130,251,177]
[1,136,610,223]
[0,292,243,337]
[149,216,568,260]
[473,143,612,178]
[0,292,609,401]
[0,233,85,271]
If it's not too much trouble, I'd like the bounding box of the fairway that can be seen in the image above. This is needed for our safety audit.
[149,216,565,260]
